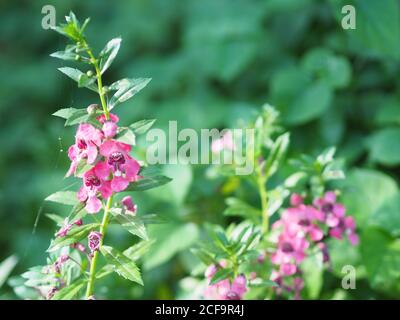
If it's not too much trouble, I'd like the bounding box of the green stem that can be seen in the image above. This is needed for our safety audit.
[85,195,113,298]
[82,40,110,120]
[256,162,269,234]
[82,38,112,298]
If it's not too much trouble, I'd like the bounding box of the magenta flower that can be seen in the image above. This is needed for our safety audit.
[77,166,112,214]
[121,196,137,214]
[71,242,86,253]
[88,231,102,252]
[271,232,309,275]
[66,124,103,177]
[98,140,141,192]
[204,274,248,300]
[54,254,69,273]
[97,113,119,124]
[97,112,119,139]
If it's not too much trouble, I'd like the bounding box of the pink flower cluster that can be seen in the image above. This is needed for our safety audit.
[54,111,141,255]
[270,191,358,298]
[203,263,248,300]
[67,113,141,214]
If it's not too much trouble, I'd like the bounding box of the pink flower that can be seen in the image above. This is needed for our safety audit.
[102,121,118,138]
[98,140,141,192]
[66,124,103,177]
[204,274,248,300]
[88,231,102,252]
[211,130,235,153]
[271,232,309,269]
[121,196,137,214]
[55,220,72,237]
[77,166,112,214]
[97,113,119,124]
[290,193,304,206]
[329,216,359,245]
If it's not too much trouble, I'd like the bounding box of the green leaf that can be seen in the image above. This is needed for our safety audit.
[190,248,216,266]
[48,223,100,252]
[109,78,151,110]
[52,280,86,300]
[125,167,172,192]
[265,132,290,177]
[58,67,97,92]
[0,256,18,289]
[369,193,400,237]
[50,51,77,61]
[100,246,143,285]
[285,80,333,125]
[115,127,136,145]
[99,38,121,74]
[223,198,260,222]
[53,108,79,119]
[123,240,155,261]
[129,119,156,135]
[110,208,148,240]
[45,191,78,206]
[339,169,398,228]
[301,252,324,299]
[249,279,278,288]
[67,202,87,222]
[301,48,351,89]
[144,223,199,269]
[52,107,99,127]
[209,268,232,285]
[367,128,400,166]
[361,227,400,288]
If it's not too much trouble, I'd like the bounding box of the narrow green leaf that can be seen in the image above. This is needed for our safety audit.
[45,214,64,226]
[58,67,97,92]
[115,127,136,145]
[100,246,143,285]
[52,280,86,300]
[125,167,172,192]
[0,256,18,289]
[129,119,156,135]
[110,209,148,240]
[50,51,77,61]
[109,78,151,110]
[209,268,232,285]
[99,38,121,74]
[45,191,78,206]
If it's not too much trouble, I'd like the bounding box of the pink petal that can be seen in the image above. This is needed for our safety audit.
[333,204,346,217]
[77,186,88,202]
[86,144,98,164]
[348,233,359,246]
[94,161,110,180]
[324,191,336,203]
[86,196,102,214]
[280,263,297,276]
[125,157,141,181]
[111,176,129,192]
[290,193,304,206]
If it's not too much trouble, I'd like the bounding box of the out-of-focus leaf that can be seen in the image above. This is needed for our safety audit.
[369,193,400,237]
[209,268,232,285]
[367,128,400,166]
[0,256,18,288]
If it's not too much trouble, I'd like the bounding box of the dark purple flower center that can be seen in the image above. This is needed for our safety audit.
[322,203,333,213]
[281,242,294,253]
[77,139,87,150]
[108,152,125,165]
[85,175,101,188]
[298,218,311,227]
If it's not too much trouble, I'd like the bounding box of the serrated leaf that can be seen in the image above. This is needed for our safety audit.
[48,223,100,252]
[45,191,78,206]
[109,78,151,110]
[100,246,143,285]
[110,209,148,240]
[51,280,86,300]
[99,38,121,74]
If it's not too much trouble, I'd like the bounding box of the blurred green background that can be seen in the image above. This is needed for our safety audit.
[0,0,399,299]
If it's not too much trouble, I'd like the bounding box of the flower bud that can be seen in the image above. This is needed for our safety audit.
[86,70,94,77]
[87,104,99,115]
[121,196,137,214]
[102,121,118,138]
[102,86,109,93]
[88,231,102,252]
[75,55,80,61]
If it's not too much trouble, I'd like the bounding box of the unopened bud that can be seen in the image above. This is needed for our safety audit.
[87,104,99,115]
[102,86,109,93]
[75,55,80,61]
[86,70,94,77]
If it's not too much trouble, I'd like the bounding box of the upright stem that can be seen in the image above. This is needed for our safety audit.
[84,41,112,298]
[256,162,269,234]
[85,195,113,298]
